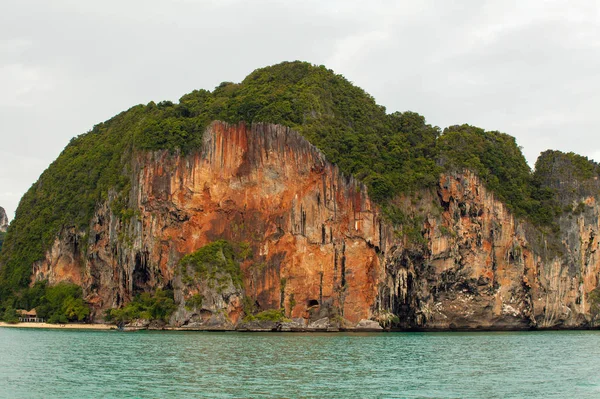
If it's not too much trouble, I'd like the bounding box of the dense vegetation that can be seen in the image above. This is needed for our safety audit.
[590,288,600,322]
[438,125,561,226]
[179,240,250,290]
[533,150,600,207]
[1,281,89,323]
[0,232,5,253]
[105,289,176,325]
[243,308,290,323]
[535,150,600,181]
[0,60,594,310]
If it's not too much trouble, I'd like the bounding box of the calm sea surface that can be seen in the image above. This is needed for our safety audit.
[0,328,599,398]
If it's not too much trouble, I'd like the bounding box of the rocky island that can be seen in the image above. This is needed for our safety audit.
[0,207,7,233]
[0,207,7,253]
[1,62,599,331]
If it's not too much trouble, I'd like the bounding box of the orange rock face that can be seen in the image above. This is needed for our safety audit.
[142,122,385,323]
[34,122,389,327]
[31,122,600,330]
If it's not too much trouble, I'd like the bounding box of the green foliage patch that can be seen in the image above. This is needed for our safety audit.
[0,281,90,324]
[106,289,176,324]
[589,287,600,317]
[438,124,561,227]
[243,308,290,323]
[2,307,19,324]
[185,294,204,311]
[179,240,249,289]
[535,150,600,181]
[534,150,600,209]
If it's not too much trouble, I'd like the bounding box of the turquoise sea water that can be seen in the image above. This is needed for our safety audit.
[0,328,599,398]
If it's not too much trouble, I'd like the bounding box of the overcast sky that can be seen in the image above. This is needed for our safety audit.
[1,0,599,220]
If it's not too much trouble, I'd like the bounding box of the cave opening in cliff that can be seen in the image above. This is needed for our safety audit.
[132,251,150,294]
[407,273,413,293]
[307,299,319,308]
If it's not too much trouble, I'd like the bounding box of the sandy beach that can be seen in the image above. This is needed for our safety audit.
[0,321,116,330]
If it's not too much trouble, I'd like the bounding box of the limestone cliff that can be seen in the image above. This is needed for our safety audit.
[31,122,387,329]
[28,122,600,330]
[0,207,7,233]
[378,170,600,330]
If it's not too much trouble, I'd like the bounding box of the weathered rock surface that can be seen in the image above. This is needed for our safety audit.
[378,168,600,330]
[0,207,7,233]
[32,122,385,329]
[354,319,384,331]
[29,122,600,330]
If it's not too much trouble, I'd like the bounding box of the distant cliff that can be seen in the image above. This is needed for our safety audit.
[0,207,7,254]
[0,207,7,233]
[1,61,599,330]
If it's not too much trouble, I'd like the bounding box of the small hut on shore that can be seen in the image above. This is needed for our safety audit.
[17,309,44,323]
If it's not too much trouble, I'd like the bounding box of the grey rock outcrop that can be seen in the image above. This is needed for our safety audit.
[0,207,8,233]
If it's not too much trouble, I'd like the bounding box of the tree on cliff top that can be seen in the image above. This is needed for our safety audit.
[533,150,600,207]
[437,124,557,223]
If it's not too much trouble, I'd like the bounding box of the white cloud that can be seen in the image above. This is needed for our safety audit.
[0,150,49,220]
[0,38,32,55]
[0,64,56,106]
[327,30,390,71]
